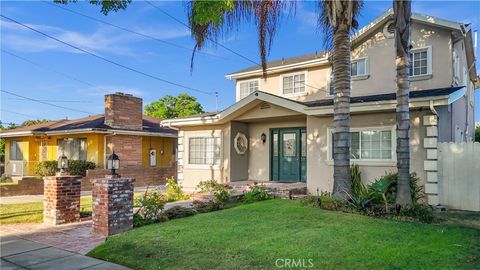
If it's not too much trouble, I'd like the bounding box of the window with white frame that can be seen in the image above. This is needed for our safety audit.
[330,128,393,160]
[238,80,259,99]
[57,138,87,160]
[282,73,305,95]
[351,58,367,77]
[410,47,431,76]
[9,141,23,160]
[188,137,221,165]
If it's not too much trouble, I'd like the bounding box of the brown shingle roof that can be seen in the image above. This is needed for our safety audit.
[0,114,177,136]
[228,51,328,75]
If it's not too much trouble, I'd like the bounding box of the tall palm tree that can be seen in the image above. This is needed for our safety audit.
[319,0,362,197]
[393,0,413,208]
[189,0,362,197]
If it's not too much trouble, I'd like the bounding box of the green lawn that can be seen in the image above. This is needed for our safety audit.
[88,200,480,270]
[0,196,93,224]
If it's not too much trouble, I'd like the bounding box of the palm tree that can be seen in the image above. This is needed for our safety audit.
[319,1,362,197]
[189,0,362,197]
[393,0,413,208]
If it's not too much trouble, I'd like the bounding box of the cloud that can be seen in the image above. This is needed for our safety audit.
[0,19,191,56]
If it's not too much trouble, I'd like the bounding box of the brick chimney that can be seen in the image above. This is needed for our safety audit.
[104,92,143,130]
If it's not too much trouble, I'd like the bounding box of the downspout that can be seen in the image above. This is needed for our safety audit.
[429,100,439,118]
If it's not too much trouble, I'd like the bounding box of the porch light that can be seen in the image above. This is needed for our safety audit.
[107,151,120,176]
[261,133,267,144]
[57,154,69,173]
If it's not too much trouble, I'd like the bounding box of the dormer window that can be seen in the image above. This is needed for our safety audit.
[238,79,259,99]
[281,72,306,96]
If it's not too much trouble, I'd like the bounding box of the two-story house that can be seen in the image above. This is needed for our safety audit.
[161,10,477,200]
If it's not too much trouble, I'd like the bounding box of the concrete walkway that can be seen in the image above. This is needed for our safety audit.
[0,236,131,270]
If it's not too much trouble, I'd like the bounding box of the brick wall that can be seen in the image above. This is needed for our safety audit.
[106,135,143,169]
[0,177,44,196]
[43,176,82,225]
[104,92,142,130]
[92,177,134,236]
[86,165,176,187]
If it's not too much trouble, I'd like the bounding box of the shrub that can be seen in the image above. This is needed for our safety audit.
[165,177,189,202]
[34,160,96,177]
[133,213,157,227]
[243,184,272,203]
[196,180,222,193]
[164,206,196,219]
[213,188,233,204]
[135,190,166,221]
[67,160,96,177]
[34,161,57,176]
[192,200,222,213]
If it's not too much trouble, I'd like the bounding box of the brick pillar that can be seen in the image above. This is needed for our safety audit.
[43,175,82,225]
[92,177,135,236]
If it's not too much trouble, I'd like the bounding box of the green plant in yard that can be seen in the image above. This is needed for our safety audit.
[34,161,57,176]
[135,190,166,222]
[192,200,222,213]
[163,205,196,220]
[243,184,271,203]
[213,186,233,204]
[67,160,96,177]
[34,160,96,177]
[368,177,394,212]
[165,177,189,202]
[196,180,222,193]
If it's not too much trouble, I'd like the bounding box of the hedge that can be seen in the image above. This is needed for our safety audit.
[34,160,96,177]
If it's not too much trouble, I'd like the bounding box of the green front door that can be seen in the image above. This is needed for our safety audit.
[271,128,306,182]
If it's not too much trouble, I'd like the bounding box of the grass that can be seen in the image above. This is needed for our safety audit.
[88,200,480,270]
[0,196,93,224]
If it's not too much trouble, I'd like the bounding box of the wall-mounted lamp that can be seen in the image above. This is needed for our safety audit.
[261,133,267,144]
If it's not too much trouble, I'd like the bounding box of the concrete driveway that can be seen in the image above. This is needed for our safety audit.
[1,236,131,270]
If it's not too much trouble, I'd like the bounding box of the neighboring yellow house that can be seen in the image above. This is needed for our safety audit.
[1,93,177,178]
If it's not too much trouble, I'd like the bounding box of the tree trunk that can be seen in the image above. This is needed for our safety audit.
[332,23,352,197]
[394,0,413,208]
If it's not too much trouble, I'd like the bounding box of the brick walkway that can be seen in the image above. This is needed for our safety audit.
[0,221,104,255]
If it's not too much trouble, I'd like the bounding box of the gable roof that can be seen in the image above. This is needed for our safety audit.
[227,9,469,79]
[0,114,177,138]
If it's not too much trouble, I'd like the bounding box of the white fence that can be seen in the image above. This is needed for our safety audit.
[438,142,480,212]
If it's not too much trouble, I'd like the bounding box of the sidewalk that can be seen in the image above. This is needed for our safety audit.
[1,236,131,270]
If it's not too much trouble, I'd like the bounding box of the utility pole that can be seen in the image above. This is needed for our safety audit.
[214,91,219,112]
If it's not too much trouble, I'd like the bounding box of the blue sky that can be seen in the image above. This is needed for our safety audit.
[1,0,479,125]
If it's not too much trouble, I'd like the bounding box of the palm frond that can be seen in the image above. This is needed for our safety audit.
[187,0,294,76]
[317,0,363,51]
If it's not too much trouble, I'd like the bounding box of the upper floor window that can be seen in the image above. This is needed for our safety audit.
[282,72,306,96]
[410,47,432,77]
[328,72,334,96]
[351,58,368,77]
[9,141,23,160]
[57,138,87,160]
[239,80,259,99]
